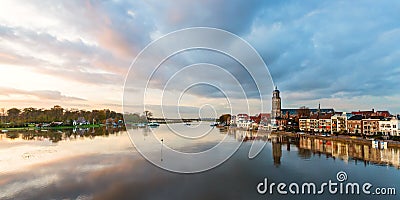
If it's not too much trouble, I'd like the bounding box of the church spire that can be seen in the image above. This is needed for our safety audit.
[318,102,321,119]
[272,86,281,119]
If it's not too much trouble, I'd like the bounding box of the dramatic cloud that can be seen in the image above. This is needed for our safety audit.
[0,0,399,114]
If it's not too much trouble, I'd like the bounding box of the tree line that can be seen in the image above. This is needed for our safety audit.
[0,105,124,127]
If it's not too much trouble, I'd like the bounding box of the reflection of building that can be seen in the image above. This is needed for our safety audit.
[298,137,400,168]
[272,141,282,166]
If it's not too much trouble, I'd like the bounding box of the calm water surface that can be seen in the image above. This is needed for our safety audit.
[0,123,399,199]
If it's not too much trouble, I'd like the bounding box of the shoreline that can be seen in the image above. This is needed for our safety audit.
[228,126,400,148]
[0,124,103,131]
[270,130,400,148]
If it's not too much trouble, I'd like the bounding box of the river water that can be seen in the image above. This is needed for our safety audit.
[0,123,399,199]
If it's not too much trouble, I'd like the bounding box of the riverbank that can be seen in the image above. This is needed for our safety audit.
[270,130,400,148]
[227,126,400,148]
[0,124,103,132]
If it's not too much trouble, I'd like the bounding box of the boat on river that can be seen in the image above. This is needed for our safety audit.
[148,122,160,127]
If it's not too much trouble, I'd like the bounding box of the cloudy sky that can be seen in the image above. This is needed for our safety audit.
[0,0,399,116]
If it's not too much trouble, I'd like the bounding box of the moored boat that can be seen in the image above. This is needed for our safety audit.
[210,122,219,127]
[148,122,160,127]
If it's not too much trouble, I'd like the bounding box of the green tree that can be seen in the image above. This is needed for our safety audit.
[7,108,21,123]
[51,105,64,121]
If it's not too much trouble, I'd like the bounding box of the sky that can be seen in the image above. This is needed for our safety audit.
[0,0,399,117]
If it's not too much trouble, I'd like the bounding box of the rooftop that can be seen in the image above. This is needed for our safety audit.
[348,115,363,120]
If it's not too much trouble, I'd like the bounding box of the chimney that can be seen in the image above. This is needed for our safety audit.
[372,108,375,113]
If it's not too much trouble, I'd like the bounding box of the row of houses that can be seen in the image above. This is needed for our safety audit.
[299,112,400,137]
[230,113,266,130]
[225,108,400,137]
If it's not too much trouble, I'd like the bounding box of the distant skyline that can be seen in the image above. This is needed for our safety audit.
[0,0,399,116]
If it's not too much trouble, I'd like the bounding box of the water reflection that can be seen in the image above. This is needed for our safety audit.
[272,142,282,166]
[298,137,400,169]
[238,131,400,169]
[2,126,400,170]
[235,130,400,169]
[0,125,399,199]
[0,126,125,143]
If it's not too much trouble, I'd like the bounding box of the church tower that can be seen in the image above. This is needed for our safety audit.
[271,86,281,119]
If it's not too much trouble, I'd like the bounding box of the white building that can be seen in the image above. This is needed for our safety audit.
[236,114,249,123]
[237,120,252,130]
[235,114,253,130]
[379,117,399,136]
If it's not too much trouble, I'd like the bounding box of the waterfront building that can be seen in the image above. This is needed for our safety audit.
[299,118,317,132]
[331,113,348,135]
[270,88,335,130]
[236,114,250,129]
[299,114,332,133]
[236,114,249,122]
[347,115,363,134]
[378,117,399,136]
[362,117,382,136]
[237,120,251,130]
[375,111,391,118]
[352,109,390,118]
[281,108,335,117]
[316,114,332,133]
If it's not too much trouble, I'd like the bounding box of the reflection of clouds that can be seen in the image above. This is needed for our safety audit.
[1,137,400,199]
[0,154,146,199]
[0,132,134,174]
[0,174,59,199]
